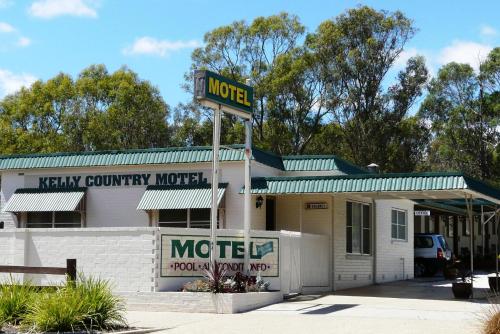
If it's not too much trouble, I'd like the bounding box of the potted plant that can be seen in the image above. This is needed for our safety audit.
[443,261,459,280]
[452,271,472,299]
[488,274,500,293]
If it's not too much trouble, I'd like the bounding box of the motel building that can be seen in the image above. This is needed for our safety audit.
[0,145,499,296]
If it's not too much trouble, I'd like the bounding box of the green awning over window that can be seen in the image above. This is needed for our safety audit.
[3,188,86,212]
[137,183,228,210]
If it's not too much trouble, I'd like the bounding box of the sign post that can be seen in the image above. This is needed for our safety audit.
[194,70,253,272]
[244,119,252,273]
[209,105,222,266]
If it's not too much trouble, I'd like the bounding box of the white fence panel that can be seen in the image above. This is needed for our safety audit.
[300,233,330,287]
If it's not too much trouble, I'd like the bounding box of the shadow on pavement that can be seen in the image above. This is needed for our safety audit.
[332,277,492,303]
[303,304,358,315]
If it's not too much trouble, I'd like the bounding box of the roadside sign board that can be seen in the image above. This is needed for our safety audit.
[414,210,431,216]
[194,70,253,119]
[161,234,279,277]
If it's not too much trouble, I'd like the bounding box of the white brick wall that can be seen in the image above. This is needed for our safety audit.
[375,199,414,283]
[0,227,156,292]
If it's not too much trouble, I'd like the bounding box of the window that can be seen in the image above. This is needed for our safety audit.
[415,236,433,248]
[158,208,213,228]
[391,209,407,241]
[414,216,421,233]
[27,212,81,228]
[190,209,210,229]
[446,216,454,237]
[461,216,470,236]
[428,216,435,233]
[475,216,481,235]
[346,201,371,255]
[159,209,188,227]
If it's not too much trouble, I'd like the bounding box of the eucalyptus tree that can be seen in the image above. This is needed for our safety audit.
[182,12,306,146]
[307,6,429,170]
[0,65,170,154]
[419,48,500,183]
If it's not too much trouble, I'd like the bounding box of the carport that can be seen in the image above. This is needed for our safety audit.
[250,172,500,296]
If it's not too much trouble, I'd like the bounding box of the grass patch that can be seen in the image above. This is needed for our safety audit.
[0,276,127,333]
[482,299,500,334]
[0,276,36,326]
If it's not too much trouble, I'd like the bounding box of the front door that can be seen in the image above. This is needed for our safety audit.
[266,197,276,231]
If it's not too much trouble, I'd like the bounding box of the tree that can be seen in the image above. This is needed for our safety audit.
[306,6,429,171]
[0,65,170,154]
[265,48,328,154]
[180,13,305,147]
[419,49,500,183]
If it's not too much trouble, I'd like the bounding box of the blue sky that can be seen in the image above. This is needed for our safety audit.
[0,0,499,109]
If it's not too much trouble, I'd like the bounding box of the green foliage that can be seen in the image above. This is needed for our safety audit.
[203,261,227,293]
[0,277,36,326]
[0,64,170,154]
[0,8,497,183]
[419,49,500,184]
[22,276,126,333]
[306,7,428,170]
[0,276,126,333]
[75,276,127,330]
[23,287,86,333]
[183,12,306,147]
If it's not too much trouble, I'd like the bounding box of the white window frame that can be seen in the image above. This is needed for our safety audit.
[391,208,407,241]
[346,200,371,255]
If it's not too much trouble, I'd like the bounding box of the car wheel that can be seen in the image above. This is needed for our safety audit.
[425,264,437,277]
[414,262,425,277]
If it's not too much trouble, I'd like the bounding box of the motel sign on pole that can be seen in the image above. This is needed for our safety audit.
[194,70,253,273]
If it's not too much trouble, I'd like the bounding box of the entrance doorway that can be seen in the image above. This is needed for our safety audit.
[266,197,276,231]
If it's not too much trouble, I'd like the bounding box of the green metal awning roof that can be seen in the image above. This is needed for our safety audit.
[246,172,500,204]
[3,188,86,212]
[414,200,473,216]
[282,155,366,174]
[0,145,284,171]
[137,183,228,210]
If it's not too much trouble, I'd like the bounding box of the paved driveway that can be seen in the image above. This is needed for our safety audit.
[126,274,497,334]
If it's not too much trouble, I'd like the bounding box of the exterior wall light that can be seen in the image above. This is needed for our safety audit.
[256,196,264,209]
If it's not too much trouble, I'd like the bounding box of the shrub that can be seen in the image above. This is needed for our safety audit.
[76,276,126,330]
[203,261,227,293]
[483,300,500,334]
[22,276,126,332]
[0,276,36,326]
[22,288,85,333]
[182,279,211,292]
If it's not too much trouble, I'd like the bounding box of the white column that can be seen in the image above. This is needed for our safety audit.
[243,119,252,274]
[209,106,222,266]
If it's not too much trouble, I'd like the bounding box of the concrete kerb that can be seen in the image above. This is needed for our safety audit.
[111,328,167,334]
[123,291,284,314]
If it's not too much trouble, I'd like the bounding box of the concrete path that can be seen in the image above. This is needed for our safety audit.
[126,274,498,334]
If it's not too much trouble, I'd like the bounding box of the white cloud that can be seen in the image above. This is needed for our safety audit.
[17,36,31,47]
[123,37,201,57]
[0,69,37,97]
[437,40,492,71]
[28,0,98,19]
[0,21,15,33]
[395,48,420,68]
[480,25,497,38]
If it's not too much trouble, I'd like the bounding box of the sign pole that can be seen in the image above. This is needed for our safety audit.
[243,118,252,274]
[209,105,222,268]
